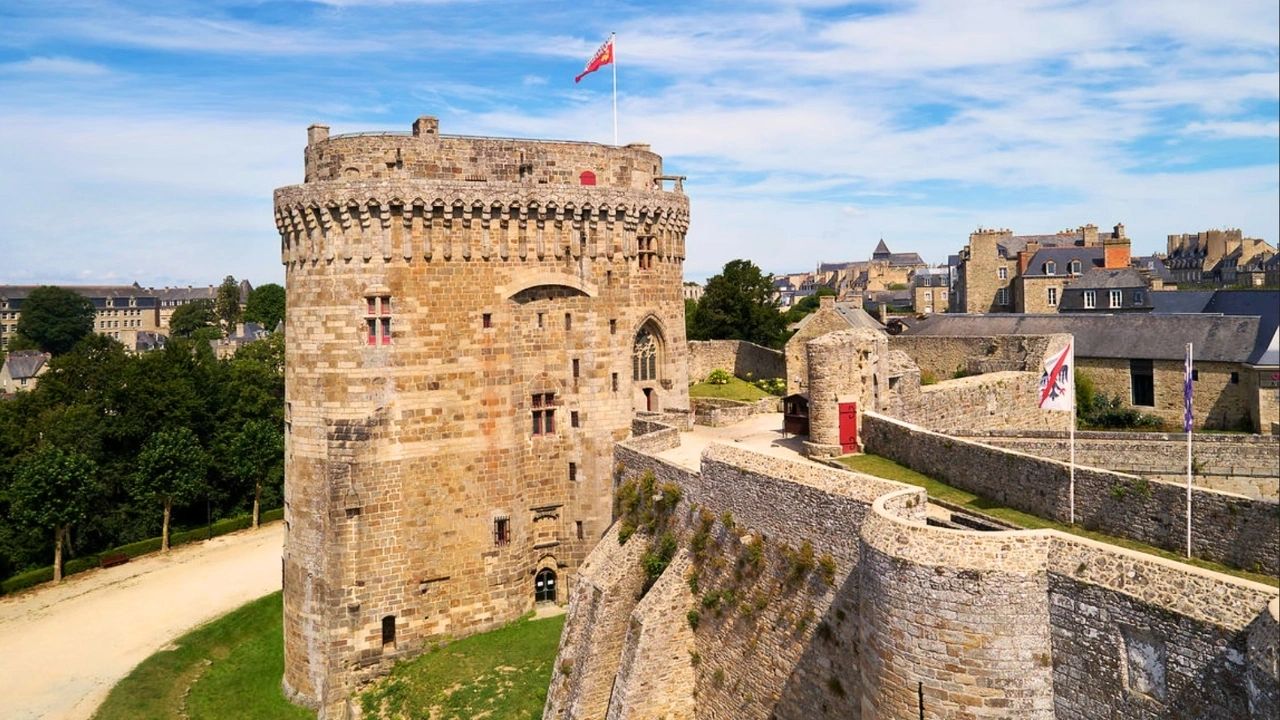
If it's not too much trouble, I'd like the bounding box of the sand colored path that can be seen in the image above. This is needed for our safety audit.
[0,524,283,720]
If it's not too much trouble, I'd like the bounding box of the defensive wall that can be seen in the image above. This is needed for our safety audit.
[686,339,784,383]
[688,395,780,427]
[545,419,1280,719]
[887,333,1060,380]
[958,429,1280,501]
[862,412,1280,575]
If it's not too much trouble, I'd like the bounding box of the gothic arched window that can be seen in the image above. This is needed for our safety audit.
[633,327,659,382]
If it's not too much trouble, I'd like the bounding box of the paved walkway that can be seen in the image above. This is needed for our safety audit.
[656,412,814,470]
[0,524,284,720]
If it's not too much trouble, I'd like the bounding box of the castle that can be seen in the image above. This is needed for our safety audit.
[273,117,690,716]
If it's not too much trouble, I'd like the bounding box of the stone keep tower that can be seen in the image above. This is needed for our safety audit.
[273,116,690,715]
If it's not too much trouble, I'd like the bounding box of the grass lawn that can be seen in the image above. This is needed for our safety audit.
[689,376,771,402]
[94,591,312,720]
[839,454,1278,588]
[358,613,566,720]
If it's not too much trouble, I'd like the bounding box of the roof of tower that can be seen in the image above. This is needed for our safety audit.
[872,238,891,258]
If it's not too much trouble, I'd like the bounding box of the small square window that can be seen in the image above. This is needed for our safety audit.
[482,313,492,328]
[1230,372,1239,384]
[998,266,1008,280]
[494,517,510,546]
[610,319,617,335]
[1191,369,1199,381]
[571,411,580,428]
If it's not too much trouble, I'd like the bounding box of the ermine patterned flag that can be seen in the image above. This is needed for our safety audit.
[1038,342,1073,411]
[575,34,615,83]
[1184,343,1194,432]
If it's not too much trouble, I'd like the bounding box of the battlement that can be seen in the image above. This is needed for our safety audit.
[301,116,669,191]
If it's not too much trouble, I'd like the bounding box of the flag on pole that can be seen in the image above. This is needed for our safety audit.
[1183,343,1194,432]
[575,34,615,83]
[1038,342,1074,411]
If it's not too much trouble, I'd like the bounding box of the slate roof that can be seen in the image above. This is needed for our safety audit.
[1131,254,1174,283]
[872,239,891,257]
[3,350,50,380]
[1149,291,1215,314]
[885,252,926,267]
[1023,247,1104,277]
[1066,268,1146,290]
[833,303,885,332]
[1202,290,1280,365]
[899,313,1262,363]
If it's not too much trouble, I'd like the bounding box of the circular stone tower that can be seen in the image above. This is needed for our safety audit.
[273,116,690,716]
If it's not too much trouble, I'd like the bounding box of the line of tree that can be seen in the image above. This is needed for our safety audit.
[685,259,788,348]
[0,331,284,582]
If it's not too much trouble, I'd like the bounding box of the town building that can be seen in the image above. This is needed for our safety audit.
[0,350,50,393]
[783,295,882,394]
[0,284,162,351]
[148,280,252,333]
[910,266,951,314]
[274,116,690,716]
[681,280,704,302]
[1164,229,1276,286]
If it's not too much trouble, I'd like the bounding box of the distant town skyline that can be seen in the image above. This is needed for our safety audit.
[1,0,1276,286]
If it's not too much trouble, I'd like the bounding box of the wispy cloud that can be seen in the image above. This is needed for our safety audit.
[0,56,110,76]
[1184,120,1280,138]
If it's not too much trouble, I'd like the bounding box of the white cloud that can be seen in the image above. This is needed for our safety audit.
[1184,120,1280,138]
[0,56,110,76]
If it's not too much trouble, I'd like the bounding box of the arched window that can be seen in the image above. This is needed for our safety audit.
[633,327,659,382]
[535,568,557,602]
[579,170,596,186]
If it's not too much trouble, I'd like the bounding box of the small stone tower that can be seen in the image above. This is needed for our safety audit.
[273,116,690,716]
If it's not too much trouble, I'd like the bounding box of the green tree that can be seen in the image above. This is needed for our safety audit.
[215,276,242,335]
[8,447,100,581]
[691,260,787,348]
[224,419,284,528]
[243,283,285,331]
[130,427,208,552]
[168,299,217,338]
[14,286,96,355]
[782,286,836,325]
[684,298,702,340]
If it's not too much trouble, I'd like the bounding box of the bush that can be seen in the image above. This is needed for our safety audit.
[920,370,938,386]
[706,368,733,385]
[686,609,701,630]
[752,377,786,396]
[1079,393,1164,430]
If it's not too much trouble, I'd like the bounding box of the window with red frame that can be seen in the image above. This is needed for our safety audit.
[365,295,393,345]
[531,392,556,435]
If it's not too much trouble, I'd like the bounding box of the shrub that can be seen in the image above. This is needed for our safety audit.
[920,370,938,386]
[784,540,816,585]
[560,660,573,676]
[818,553,837,585]
[706,368,733,385]
[752,377,786,395]
[686,609,701,630]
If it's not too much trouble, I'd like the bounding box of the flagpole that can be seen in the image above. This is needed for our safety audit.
[611,32,618,146]
[1186,342,1193,558]
[1069,340,1076,526]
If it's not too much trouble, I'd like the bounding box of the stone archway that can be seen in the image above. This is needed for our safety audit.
[535,568,557,603]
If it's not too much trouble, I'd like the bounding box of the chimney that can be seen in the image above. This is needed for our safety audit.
[307,124,330,145]
[819,295,835,310]
[1104,227,1131,269]
[412,116,440,138]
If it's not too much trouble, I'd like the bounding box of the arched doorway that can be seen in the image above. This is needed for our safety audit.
[535,568,557,603]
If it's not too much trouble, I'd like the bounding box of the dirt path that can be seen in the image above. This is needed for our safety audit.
[0,523,283,720]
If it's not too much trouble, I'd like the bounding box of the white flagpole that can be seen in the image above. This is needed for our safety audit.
[1186,342,1193,558]
[1069,341,1076,525]
[611,32,618,146]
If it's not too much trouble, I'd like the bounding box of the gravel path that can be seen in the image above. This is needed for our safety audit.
[0,523,283,720]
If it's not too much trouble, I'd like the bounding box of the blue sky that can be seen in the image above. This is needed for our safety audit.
[0,0,1276,286]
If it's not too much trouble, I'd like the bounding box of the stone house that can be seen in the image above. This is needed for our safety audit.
[899,311,1278,433]
[0,284,162,351]
[784,295,883,394]
[0,350,50,393]
[1058,267,1153,312]
[148,280,252,333]
[1164,229,1276,286]
[910,266,950,314]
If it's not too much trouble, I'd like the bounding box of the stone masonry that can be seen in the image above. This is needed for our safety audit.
[546,422,1280,719]
[275,117,690,717]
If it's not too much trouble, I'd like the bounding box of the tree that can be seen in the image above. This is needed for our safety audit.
[690,260,787,348]
[215,276,242,335]
[14,286,95,355]
[684,298,701,341]
[169,299,217,338]
[243,283,285,331]
[224,419,283,528]
[8,447,99,582]
[130,427,208,552]
[782,286,836,325]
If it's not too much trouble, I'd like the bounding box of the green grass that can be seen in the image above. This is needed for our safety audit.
[838,454,1278,587]
[94,591,312,720]
[359,613,566,720]
[688,376,771,402]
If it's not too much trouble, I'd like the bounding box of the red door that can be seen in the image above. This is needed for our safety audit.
[838,402,859,454]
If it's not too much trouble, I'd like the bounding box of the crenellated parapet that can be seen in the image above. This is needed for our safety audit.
[273,181,689,267]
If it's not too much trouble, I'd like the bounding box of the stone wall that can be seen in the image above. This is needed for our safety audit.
[862,412,1280,575]
[1079,357,1254,431]
[888,333,1061,381]
[687,339,785,383]
[959,430,1280,501]
[689,395,780,427]
[784,298,862,394]
[803,329,889,456]
[898,370,1073,433]
[549,424,1279,719]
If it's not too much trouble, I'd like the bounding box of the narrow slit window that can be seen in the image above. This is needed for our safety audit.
[482,313,492,328]
[611,373,619,392]
[381,615,396,648]
[571,410,580,428]
[568,462,577,482]
[576,521,584,540]
[494,517,511,546]
[564,313,572,331]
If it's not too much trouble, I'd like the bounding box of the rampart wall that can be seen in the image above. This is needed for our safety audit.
[546,420,1279,719]
[888,333,1059,380]
[896,370,1073,433]
[959,429,1280,501]
[862,412,1280,575]
[686,340,784,383]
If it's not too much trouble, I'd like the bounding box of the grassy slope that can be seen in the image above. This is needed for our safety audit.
[94,591,312,720]
[688,376,771,402]
[839,454,1277,587]
[358,613,566,720]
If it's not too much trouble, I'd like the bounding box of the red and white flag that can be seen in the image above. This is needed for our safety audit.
[1038,342,1074,411]
[575,34,615,83]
